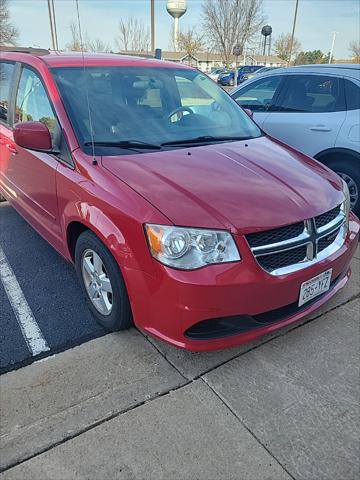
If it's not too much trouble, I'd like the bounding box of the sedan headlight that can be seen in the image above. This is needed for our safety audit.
[341,179,350,234]
[145,224,240,270]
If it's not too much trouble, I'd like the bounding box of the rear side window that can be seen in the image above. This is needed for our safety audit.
[232,76,282,112]
[0,62,15,124]
[15,67,57,135]
[279,75,345,113]
[344,79,360,111]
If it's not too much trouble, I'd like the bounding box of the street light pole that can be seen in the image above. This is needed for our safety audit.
[288,0,299,66]
[51,0,59,50]
[47,0,58,50]
[329,31,338,64]
[47,0,56,50]
[151,0,155,53]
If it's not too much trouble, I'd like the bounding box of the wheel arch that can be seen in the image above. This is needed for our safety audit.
[63,203,128,265]
[314,147,360,164]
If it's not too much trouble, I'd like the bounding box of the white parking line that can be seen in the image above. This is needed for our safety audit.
[0,246,49,356]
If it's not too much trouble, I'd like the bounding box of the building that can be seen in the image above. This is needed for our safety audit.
[117,50,287,71]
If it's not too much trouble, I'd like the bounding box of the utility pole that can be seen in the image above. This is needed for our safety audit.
[329,31,338,64]
[288,0,299,66]
[47,0,58,50]
[51,0,59,50]
[151,0,155,53]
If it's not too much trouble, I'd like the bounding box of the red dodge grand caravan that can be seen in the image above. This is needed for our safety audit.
[0,49,358,351]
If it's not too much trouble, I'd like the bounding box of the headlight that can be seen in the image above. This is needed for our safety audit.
[341,179,350,234]
[145,224,240,270]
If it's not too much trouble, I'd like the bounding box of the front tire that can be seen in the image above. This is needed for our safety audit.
[75,230,132,331]
[327,159,360,216]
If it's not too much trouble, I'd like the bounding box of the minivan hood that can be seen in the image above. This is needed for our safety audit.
[102,136,343,234]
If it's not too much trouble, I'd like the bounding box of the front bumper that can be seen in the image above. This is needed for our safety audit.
[125,214,359,351]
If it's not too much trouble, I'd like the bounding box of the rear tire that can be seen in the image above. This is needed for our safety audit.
[326,159,360,217]
[75,230,132,332]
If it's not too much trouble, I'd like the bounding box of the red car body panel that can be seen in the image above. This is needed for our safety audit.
[102,136,344,233]
[0,52,359,351]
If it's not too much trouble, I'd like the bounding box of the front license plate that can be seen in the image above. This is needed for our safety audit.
[298,269,332,307]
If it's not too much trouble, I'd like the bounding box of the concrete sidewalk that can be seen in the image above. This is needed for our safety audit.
[1,254,359,479]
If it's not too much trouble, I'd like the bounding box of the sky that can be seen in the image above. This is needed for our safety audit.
[7,0,360,59]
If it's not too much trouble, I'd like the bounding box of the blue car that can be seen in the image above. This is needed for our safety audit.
[218,65,264,86]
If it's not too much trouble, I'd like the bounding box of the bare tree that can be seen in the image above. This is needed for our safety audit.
[273,32,301,62]
[349,40,360,62]
[0,0,18,46]
[66,22,83,52]
[202,0,264,65]
[115,17,150,52]
[177,27,204,57]
[87,38,111,53]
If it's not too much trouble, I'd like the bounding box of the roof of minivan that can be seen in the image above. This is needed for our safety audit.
[1,50,191,69]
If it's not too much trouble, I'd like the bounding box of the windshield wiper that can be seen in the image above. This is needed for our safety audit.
[161,135,252,147]
[84,140,161,150]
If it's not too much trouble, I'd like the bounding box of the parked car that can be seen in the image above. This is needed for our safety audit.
[231,64,360,216]
[241,66,279,82]
[0,50,358,351]
[218,65,263,86]
[208,68,225,82]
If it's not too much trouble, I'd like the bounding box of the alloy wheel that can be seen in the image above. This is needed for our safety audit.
[336,171,358,210]
[81,249,113,316]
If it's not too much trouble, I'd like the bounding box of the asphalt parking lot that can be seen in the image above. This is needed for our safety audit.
[0,200,359,479]
[0,202,105,373]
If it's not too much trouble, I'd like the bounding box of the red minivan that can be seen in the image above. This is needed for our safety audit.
[0,49,358,351]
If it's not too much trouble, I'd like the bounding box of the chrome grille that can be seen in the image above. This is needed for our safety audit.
[246,204,345,275]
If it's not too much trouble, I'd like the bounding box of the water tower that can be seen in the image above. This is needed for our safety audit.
[260,25,272,57]
[167,0,187,50]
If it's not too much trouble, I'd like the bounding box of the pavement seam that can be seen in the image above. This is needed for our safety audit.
[137,329,189,380]
[0,378,192,473]
[200,376,297,480]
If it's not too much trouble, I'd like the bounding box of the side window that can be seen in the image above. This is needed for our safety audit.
[279,75,345,113]
[15,67,57,135]
[232,76,282,111]
[344,79,360,111]
[0,62,15,124]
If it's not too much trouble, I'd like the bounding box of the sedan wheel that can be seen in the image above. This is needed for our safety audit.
[336,171,359,211]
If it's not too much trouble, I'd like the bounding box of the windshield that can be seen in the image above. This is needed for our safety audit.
[52,66,261,155]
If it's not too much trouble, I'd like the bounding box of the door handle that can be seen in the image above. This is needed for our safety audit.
[6,144,18,155]
[310,125,332,132]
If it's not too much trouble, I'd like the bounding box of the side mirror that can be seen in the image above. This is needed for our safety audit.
[13,121,53,152]
[244,108,253,119]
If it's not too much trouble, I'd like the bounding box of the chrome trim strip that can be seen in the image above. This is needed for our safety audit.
[251,226,308,254]
[316,211,345,234]
[254,239,311,257]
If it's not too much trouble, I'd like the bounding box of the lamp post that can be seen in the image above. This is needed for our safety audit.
[288,0,299,66]
[329,32,338,64]
[151,0,155,53]
[47,0,58,50]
